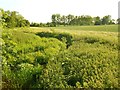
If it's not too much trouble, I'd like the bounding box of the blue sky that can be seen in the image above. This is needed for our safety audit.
[0,0,119,23]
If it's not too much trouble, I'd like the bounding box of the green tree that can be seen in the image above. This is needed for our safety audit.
[6,11,18,28]
[84,15,93,25]
[56,14,61,26]
[51,14,57,26]
[94,16,102,25]
[67,14,74,25]
[51,14,61,26]
[70,16,78,25]
[102,15,111,25]
[117,18,120,24]
[0,9,9,27]
[60,15,67,26]
[109,19,115,24]
[0,8,30,28]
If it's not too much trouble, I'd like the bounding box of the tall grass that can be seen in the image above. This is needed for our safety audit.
[50,25,118,32]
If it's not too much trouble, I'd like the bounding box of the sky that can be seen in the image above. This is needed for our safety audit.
[0,0,119,23]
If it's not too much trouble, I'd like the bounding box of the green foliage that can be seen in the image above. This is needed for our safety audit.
[51,14,61,26]
[94,16,102,25]
[2,26,119,89]
[51,25,118,32]
[117,18,120,24]
[2,29,66,89]
[36,32,73,48]
[0,8,30,28]
[101,15,111,25]
[51,14,115,26]
[55,35,118,88]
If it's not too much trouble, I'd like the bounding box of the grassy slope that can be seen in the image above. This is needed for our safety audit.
[50,25,118,32]
[28,25,118,42]
[28,25,118,34]
[2,25,119,88]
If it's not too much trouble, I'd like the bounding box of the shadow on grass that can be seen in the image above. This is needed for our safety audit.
[36,32,73,48]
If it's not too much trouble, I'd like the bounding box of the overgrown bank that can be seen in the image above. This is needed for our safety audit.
[1,28,119,89]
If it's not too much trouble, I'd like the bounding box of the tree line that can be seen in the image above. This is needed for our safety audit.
[0,8,30,28]
[51,14,120,26]
[31,14,120,27]
[0,8,120,28]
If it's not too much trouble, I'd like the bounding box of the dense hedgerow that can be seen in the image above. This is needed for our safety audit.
[1,28,119,89]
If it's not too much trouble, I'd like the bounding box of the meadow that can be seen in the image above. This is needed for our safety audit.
[1,25,119,89]
[51,25,118,32]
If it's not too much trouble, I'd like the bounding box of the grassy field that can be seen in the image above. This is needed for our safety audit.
[2,25,119,88]
[50,25,118,32]
[27,25,118,34]
[28,25,118,41]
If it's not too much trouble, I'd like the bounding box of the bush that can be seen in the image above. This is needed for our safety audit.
[2,28,118,88]
[36,32,73,48]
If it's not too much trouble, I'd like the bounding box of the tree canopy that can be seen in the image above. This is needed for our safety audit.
[51,14,115,26]
[0,8,118,28]
[0,8,30,28]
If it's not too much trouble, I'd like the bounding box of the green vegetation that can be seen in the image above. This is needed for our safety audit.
[0,8,119,28]
[51,14,115,26]
[2,29,66,89]
[31,14,120,27]
[1,24,119,89]
[0,8,30,28]
[0,8,119,89]
[50,25,118,32]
